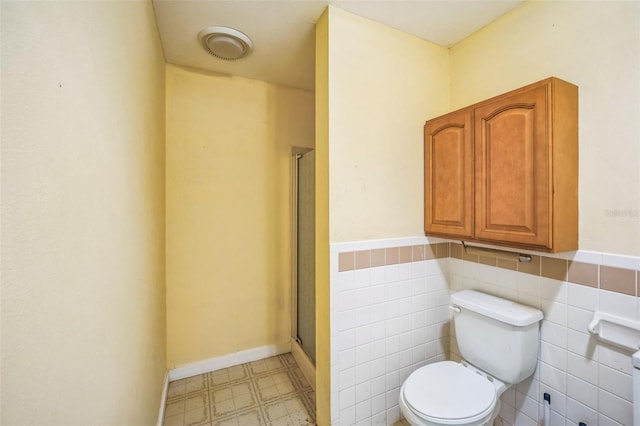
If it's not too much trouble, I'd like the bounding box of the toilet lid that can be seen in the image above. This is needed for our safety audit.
[403,361,496,423]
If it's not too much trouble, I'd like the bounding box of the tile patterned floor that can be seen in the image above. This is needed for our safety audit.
[164,353,316,426]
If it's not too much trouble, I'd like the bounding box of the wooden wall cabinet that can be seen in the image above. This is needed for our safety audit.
[424,77,578,253]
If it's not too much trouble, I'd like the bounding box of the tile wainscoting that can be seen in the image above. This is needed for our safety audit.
[330,237,452,426]
[330,237,640,426]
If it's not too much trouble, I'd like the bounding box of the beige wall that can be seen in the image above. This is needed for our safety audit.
[315,9,331,425]
[450,0,640,256]
[326,7,450,243]
[1,1,166,425]
[165,65,314,367]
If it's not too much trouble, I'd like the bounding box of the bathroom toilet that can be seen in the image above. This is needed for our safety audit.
[399,290,543,426]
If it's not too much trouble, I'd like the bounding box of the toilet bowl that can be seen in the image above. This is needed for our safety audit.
[399,361,506,426]
[399,290,543,426]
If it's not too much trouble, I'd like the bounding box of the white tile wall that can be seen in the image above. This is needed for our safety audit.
[331,238,450,426]
[331,238,640,426]
[450,256,639,426]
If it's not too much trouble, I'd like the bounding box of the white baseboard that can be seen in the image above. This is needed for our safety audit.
[157,371,169,426]
[290,340,316,391]
[168,342,292,382]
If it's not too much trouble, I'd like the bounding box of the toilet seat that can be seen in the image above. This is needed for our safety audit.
[400,361,498,425]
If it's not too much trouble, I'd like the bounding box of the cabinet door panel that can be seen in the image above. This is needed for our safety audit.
[424,111,473,238]
[474,85,550,247]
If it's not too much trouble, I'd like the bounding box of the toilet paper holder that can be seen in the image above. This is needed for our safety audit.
[588,311,640,351]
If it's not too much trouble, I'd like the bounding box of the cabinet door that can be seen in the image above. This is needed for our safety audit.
[424,110,473,238]
[474,84,550,248]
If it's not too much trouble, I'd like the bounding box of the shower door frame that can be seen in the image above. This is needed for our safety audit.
[290,147,316,391]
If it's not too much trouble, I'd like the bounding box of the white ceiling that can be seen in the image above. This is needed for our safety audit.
[152,0,526,91]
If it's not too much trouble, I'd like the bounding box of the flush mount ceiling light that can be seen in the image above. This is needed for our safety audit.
[198,26,254,61]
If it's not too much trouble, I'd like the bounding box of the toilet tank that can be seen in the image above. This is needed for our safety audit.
[451,290,543,384]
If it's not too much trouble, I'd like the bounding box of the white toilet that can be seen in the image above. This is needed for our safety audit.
[399,290,543,426]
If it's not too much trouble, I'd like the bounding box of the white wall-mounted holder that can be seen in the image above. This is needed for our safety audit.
[588,311,640,351]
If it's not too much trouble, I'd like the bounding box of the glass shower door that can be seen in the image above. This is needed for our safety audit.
[296,150,315,363]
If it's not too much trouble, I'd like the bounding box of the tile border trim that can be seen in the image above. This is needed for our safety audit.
[335,240,640,297]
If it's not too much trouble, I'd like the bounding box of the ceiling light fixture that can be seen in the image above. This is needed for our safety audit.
[198,26,254,61]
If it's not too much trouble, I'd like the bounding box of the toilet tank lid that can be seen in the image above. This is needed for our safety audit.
[451,290,543,326]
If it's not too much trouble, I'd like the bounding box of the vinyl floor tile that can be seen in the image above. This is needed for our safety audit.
[163,354,315,426]
[210,365,250,387]
[168,375,209,400]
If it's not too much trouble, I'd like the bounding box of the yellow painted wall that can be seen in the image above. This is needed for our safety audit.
[314,9,331,426]
[1,1,166,424]
[450,0,640,256]
[317,7,450,422]
[326,7,450,243]
[165,65,314,367]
